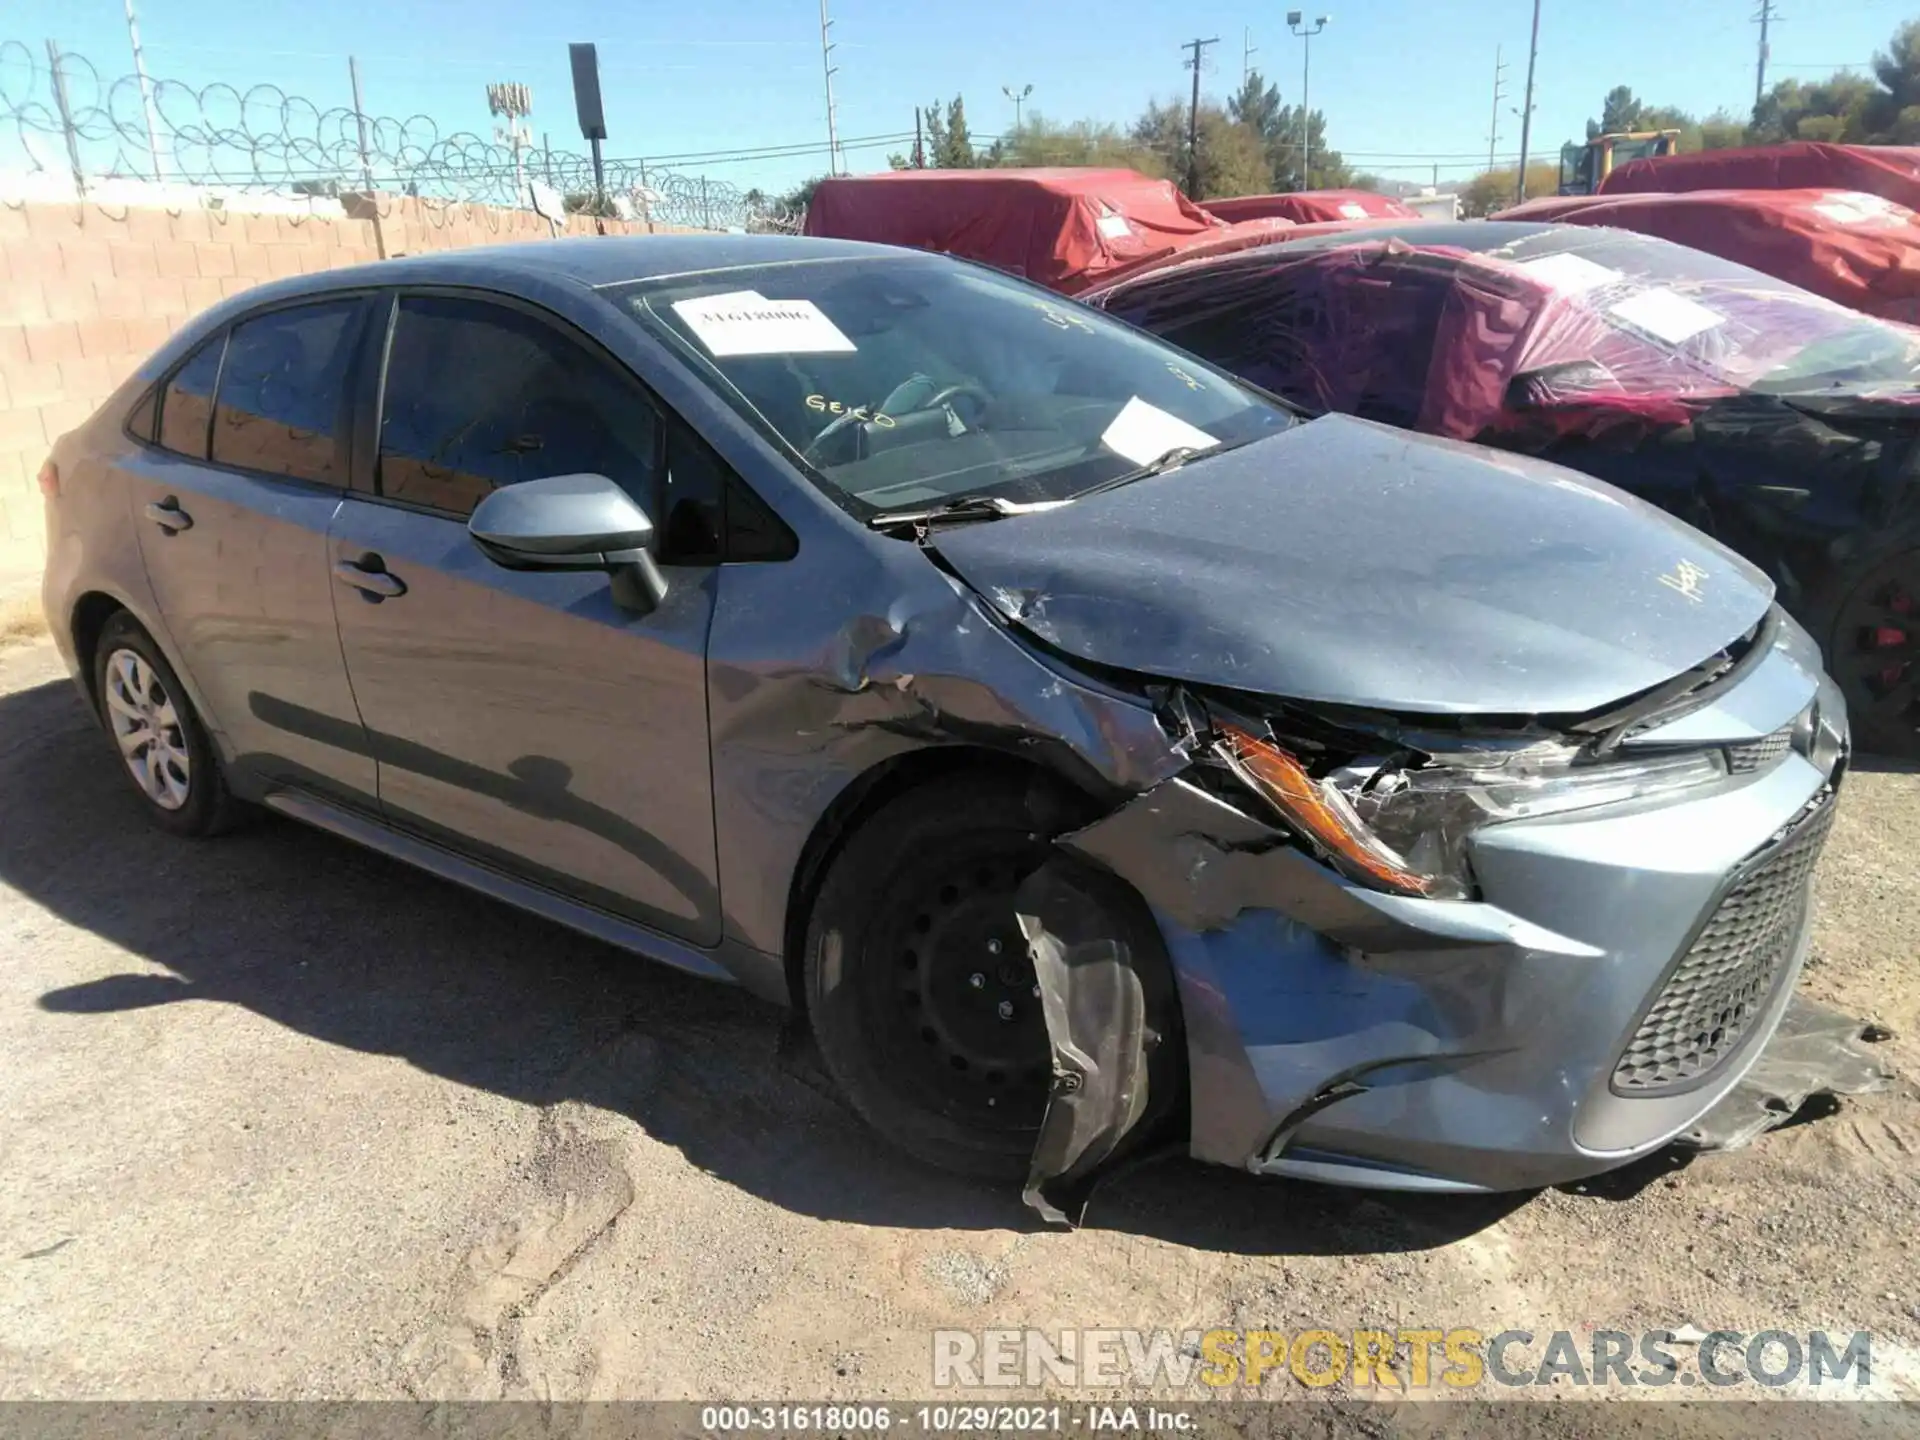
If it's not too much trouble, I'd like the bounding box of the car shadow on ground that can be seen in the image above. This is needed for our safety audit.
[3,670,1525,1257]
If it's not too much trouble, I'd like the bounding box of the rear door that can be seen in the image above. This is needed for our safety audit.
[327,290,724,944]
[123,296,376,805]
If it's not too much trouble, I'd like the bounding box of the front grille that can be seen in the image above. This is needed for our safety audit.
[1611,795,1835,1094]
[1728,725,1794,774]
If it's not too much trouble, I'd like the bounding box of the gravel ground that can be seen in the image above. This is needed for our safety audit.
[1,633,1916,1407]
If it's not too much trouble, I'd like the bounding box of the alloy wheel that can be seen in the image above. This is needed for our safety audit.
[103,647,192,811]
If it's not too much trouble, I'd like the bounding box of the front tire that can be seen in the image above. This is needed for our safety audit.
[1814,543,1920,759]
[803,772,1101,1181]
[92,612,240,837]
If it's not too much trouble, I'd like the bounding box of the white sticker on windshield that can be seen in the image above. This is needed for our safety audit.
[1519,251,1622,295]
[1096,211,1133,240]
[1099,396,1219,468]
[1608,289,1725,346]
[671,289,857,357]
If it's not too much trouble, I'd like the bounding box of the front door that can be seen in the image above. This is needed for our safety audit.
[124,297,377,805]
[327,292,722,944]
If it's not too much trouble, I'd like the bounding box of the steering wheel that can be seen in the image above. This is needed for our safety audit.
[921,382,993,419]
[801,381,998,465]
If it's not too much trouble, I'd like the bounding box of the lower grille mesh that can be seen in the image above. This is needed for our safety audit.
[1612,796,1834,1094]
[1728,725,1794,774]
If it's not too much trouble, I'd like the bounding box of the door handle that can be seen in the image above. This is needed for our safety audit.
[145,497,192,533]
[332,559,408,600]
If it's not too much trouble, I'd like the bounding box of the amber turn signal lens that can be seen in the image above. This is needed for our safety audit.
[1217,725,1443,898]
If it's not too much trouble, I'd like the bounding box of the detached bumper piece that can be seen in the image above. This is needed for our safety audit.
[1015,860,1177,1227]
[1674,996,1894,1153]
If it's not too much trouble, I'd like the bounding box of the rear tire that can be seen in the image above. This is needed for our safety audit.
[803,772,1131,1181]
[91,612,242,838]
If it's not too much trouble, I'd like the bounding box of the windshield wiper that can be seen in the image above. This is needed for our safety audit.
[866,494,1071,533]
[1073,436,1262,501]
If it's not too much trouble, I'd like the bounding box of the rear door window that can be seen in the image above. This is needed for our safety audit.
[211,301,362,486]
[157,336,225,460]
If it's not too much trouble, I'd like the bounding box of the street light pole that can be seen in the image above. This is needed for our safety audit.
[1286,11,1328,188]
[1002,83,1032,135]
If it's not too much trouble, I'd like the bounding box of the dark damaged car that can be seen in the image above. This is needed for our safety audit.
[1089,220,1920,755]
[39,236,1849,1217]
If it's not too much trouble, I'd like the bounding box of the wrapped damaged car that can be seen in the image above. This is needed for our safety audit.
[1089,219,1920,756]
[40,235,1848,1221]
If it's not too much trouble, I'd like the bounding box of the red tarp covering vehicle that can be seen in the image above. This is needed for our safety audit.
[1600,140,1920,211]
[802,168,1235,295]
[1497,188,1920,323]
[1204,189,1420,224]
[1087,219,1920,750]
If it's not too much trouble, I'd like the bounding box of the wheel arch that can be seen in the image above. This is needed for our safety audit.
[780,745,1104,1015]
[70,590,133,711]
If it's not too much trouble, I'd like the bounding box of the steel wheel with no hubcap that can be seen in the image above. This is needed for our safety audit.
[103,647,192,810]
[863,841,1054,1138]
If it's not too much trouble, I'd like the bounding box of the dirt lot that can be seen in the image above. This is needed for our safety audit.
[1,631,1918,1406]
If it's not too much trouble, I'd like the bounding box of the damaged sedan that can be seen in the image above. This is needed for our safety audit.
[38,235,1849,1219]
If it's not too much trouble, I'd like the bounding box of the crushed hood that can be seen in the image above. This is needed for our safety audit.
[936,415,1775,715]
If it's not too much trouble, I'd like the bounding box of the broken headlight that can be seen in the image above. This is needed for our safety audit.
[1218,725,1728,901]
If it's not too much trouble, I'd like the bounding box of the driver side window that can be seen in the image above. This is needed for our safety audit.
[377,295,660,523]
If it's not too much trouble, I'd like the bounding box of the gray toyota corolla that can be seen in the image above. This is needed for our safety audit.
[38,234,1848,1220]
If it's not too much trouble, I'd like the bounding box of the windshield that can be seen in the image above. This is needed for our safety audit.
[611,255,1295,518]
[1487,228,1920,398]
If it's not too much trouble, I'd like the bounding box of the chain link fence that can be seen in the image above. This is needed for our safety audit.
[0,39,805,231]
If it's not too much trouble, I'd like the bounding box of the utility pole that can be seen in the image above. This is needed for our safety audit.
[1243,27,1257,86]
[1287,12,1329,187]
[1754,0,1777,110]
[1182,35,1219,198]
[913,106,925,167]
[121,0,165,182]
[819,0,842,175]
[1515,0,1541,203]
[1487,43,1507,174]
[1002,83,1032,134]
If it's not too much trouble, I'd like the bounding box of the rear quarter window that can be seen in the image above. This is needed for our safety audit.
[156,336,225,459]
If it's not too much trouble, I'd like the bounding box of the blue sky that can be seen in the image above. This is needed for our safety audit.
[6,0,1917,195]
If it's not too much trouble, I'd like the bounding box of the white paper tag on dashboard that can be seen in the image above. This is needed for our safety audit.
[1520,251,1622,295]
[1100,396,1219,467]
[671,290,857,357]
[1609,288,1724,345]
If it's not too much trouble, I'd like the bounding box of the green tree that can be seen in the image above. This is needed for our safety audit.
[981,112,1166,175]
[1228,70,1286,148]
[1865,20,1920,141]
[1587,85,1645,137]
[1269,106,1352,190]
[1460,162,1559,218]
[1127,98,1273,199]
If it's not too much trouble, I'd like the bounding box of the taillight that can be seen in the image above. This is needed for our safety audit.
[37,459,59,498]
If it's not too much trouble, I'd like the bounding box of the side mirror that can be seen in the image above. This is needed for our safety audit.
[469,473,669,613]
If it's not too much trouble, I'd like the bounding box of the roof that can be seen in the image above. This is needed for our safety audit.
[209,232,914,306]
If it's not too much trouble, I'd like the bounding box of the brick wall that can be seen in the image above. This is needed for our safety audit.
[0,194,694,591]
